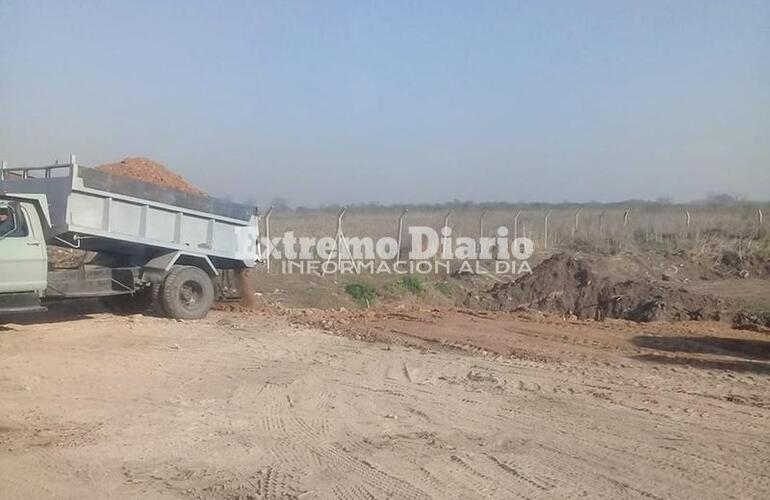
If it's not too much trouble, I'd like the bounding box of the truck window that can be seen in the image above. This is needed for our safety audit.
[0,206,29,238]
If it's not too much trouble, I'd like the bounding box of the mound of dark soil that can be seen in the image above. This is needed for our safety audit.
[473,254,608,318]
[469,253,726,323]
[715,251,770,279]
[732,310,770,332]
[597,281,723,322]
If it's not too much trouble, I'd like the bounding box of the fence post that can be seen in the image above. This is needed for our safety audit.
[598,210,606,238]
[573,208,582,237]
[758,208,764,239]
[322,206,358,275]
[684,210,691,239]
[479,209,487,241]
[396,208,408,262]
[513,210,522,241]
[543,211,551,249]
[336,207,345,268]
[442,210,453,260]
[264,205,274,273]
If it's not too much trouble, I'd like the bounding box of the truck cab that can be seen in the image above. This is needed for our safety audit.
[0,199,48,312]
[1,158,261,320]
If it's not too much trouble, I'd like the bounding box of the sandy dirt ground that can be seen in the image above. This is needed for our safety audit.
[1,309,769,499]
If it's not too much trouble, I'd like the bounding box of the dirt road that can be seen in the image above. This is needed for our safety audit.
[1,310,769,499]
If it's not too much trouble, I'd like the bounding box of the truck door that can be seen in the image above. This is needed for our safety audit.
[0,201,47,294]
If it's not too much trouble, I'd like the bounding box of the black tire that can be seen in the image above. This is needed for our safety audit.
[101,290,152,315]
[160,266,215,320]
[148,281,167,316]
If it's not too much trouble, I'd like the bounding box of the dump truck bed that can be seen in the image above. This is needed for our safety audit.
[0,160,259,268]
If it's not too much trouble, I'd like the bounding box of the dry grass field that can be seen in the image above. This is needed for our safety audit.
[261,202,769,266]
[268,202,767,240]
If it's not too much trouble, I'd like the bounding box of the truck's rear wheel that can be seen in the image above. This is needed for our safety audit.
[161,266,214,320]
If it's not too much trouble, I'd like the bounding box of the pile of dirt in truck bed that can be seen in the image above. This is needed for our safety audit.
[96,157,205,195]
[467,253,726,322]
[48,157,204,268]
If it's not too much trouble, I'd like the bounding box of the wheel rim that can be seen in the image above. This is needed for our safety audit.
[179,280,204,311]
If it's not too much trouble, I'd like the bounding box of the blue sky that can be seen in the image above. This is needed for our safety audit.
[1,0,768,206]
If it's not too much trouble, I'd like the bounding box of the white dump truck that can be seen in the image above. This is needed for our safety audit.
[0,156,261,319]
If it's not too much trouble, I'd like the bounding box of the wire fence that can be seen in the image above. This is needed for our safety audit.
[256,204,768,273]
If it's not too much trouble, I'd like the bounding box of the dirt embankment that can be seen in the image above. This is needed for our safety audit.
[467,253,726,322]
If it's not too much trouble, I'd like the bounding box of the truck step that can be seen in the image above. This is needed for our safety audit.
[0,305,48,314]
[0,292,46,316]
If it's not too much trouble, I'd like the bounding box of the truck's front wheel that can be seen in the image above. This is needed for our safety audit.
[161,266,215,320]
